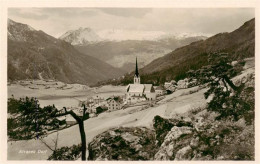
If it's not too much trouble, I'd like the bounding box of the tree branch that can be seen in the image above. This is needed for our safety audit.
[223,75,238,91]
[222,78,229,92]
[83,104,87,115]
[54,107,81,122]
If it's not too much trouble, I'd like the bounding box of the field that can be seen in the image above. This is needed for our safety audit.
[8,80,126,109]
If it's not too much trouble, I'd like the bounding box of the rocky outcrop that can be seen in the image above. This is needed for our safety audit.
[153,115,193,146]
[154,126,194,160]
[88,102,254,161]
[88,127,158,160]
[154,106,254,161]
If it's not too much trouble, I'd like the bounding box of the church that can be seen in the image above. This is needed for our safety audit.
[125,57,156,104]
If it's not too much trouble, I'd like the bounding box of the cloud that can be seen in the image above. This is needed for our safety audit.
[97,8,152,18]
[39,8,99,18]
[8,8,49,20]
[140,8,255,34]
[8,8,99,21]
[7,8,255,38]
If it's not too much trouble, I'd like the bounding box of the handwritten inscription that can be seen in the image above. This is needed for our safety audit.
[18,150,47,154]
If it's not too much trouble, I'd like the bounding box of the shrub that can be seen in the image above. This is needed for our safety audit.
[48,144,81,160]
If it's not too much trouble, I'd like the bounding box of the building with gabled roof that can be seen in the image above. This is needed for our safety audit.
[155,85,166,96]
[125,57,156,104]
[107,96,123,111]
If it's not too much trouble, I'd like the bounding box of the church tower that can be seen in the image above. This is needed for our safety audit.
[134,57,141,84]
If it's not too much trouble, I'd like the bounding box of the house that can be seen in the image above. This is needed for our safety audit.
[164,80,177,89]
[164,80,177,93]
[155,86,166,96]
[107,96,123,111]
[92,95,104,105]
[126,57,156,104]
[164,82,172,89]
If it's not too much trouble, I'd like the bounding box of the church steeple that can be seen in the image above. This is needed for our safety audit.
[135,57,139,77]
[134,57,140,84]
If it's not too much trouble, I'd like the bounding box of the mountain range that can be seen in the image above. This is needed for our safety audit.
[108,18,255,85]
[60,28,207,72]
[8,19,124,85]
[7,18,254,86]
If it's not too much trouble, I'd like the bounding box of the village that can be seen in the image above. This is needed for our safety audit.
[54,57,198,126]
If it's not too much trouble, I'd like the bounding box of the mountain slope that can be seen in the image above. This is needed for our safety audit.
[8,19,124,85]
[113,18,254,85]
[142,18,255,74]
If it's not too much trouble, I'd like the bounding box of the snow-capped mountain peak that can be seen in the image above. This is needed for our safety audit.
[59,27,101,45]
[8,18,36,42]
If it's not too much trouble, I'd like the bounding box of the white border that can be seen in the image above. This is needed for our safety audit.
[0,0,259,164]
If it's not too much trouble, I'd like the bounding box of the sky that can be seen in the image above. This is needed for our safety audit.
[8,8,255,38]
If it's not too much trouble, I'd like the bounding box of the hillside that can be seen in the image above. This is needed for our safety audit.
[113,18,254,85]
[8,19,124,85]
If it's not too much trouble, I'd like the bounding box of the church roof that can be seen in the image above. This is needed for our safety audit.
[127,84,144,93]
[144,84,155,93]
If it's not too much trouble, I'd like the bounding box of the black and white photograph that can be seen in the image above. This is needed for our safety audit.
[1,0,259,162]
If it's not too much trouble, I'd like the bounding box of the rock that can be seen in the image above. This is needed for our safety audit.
[154,126,193,160]
[153,115,193,146]
[233,71,254,87]
[217,156,225,160]
[109,130,117,136]
[231,61,238,66]
[235,118,246,128]
[121,132,139,143]
[88,127,158,160]
[154,149,170,160]
[165,142,174,157]
[174,145,193,160]
[133,144,143,151]
[198,144,209,152]
[190,137,199,149]
[169,126,193,140]
[194,117,205,132]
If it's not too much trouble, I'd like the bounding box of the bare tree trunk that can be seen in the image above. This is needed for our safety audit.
[56,108,88,161]
[78,121,86,161]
